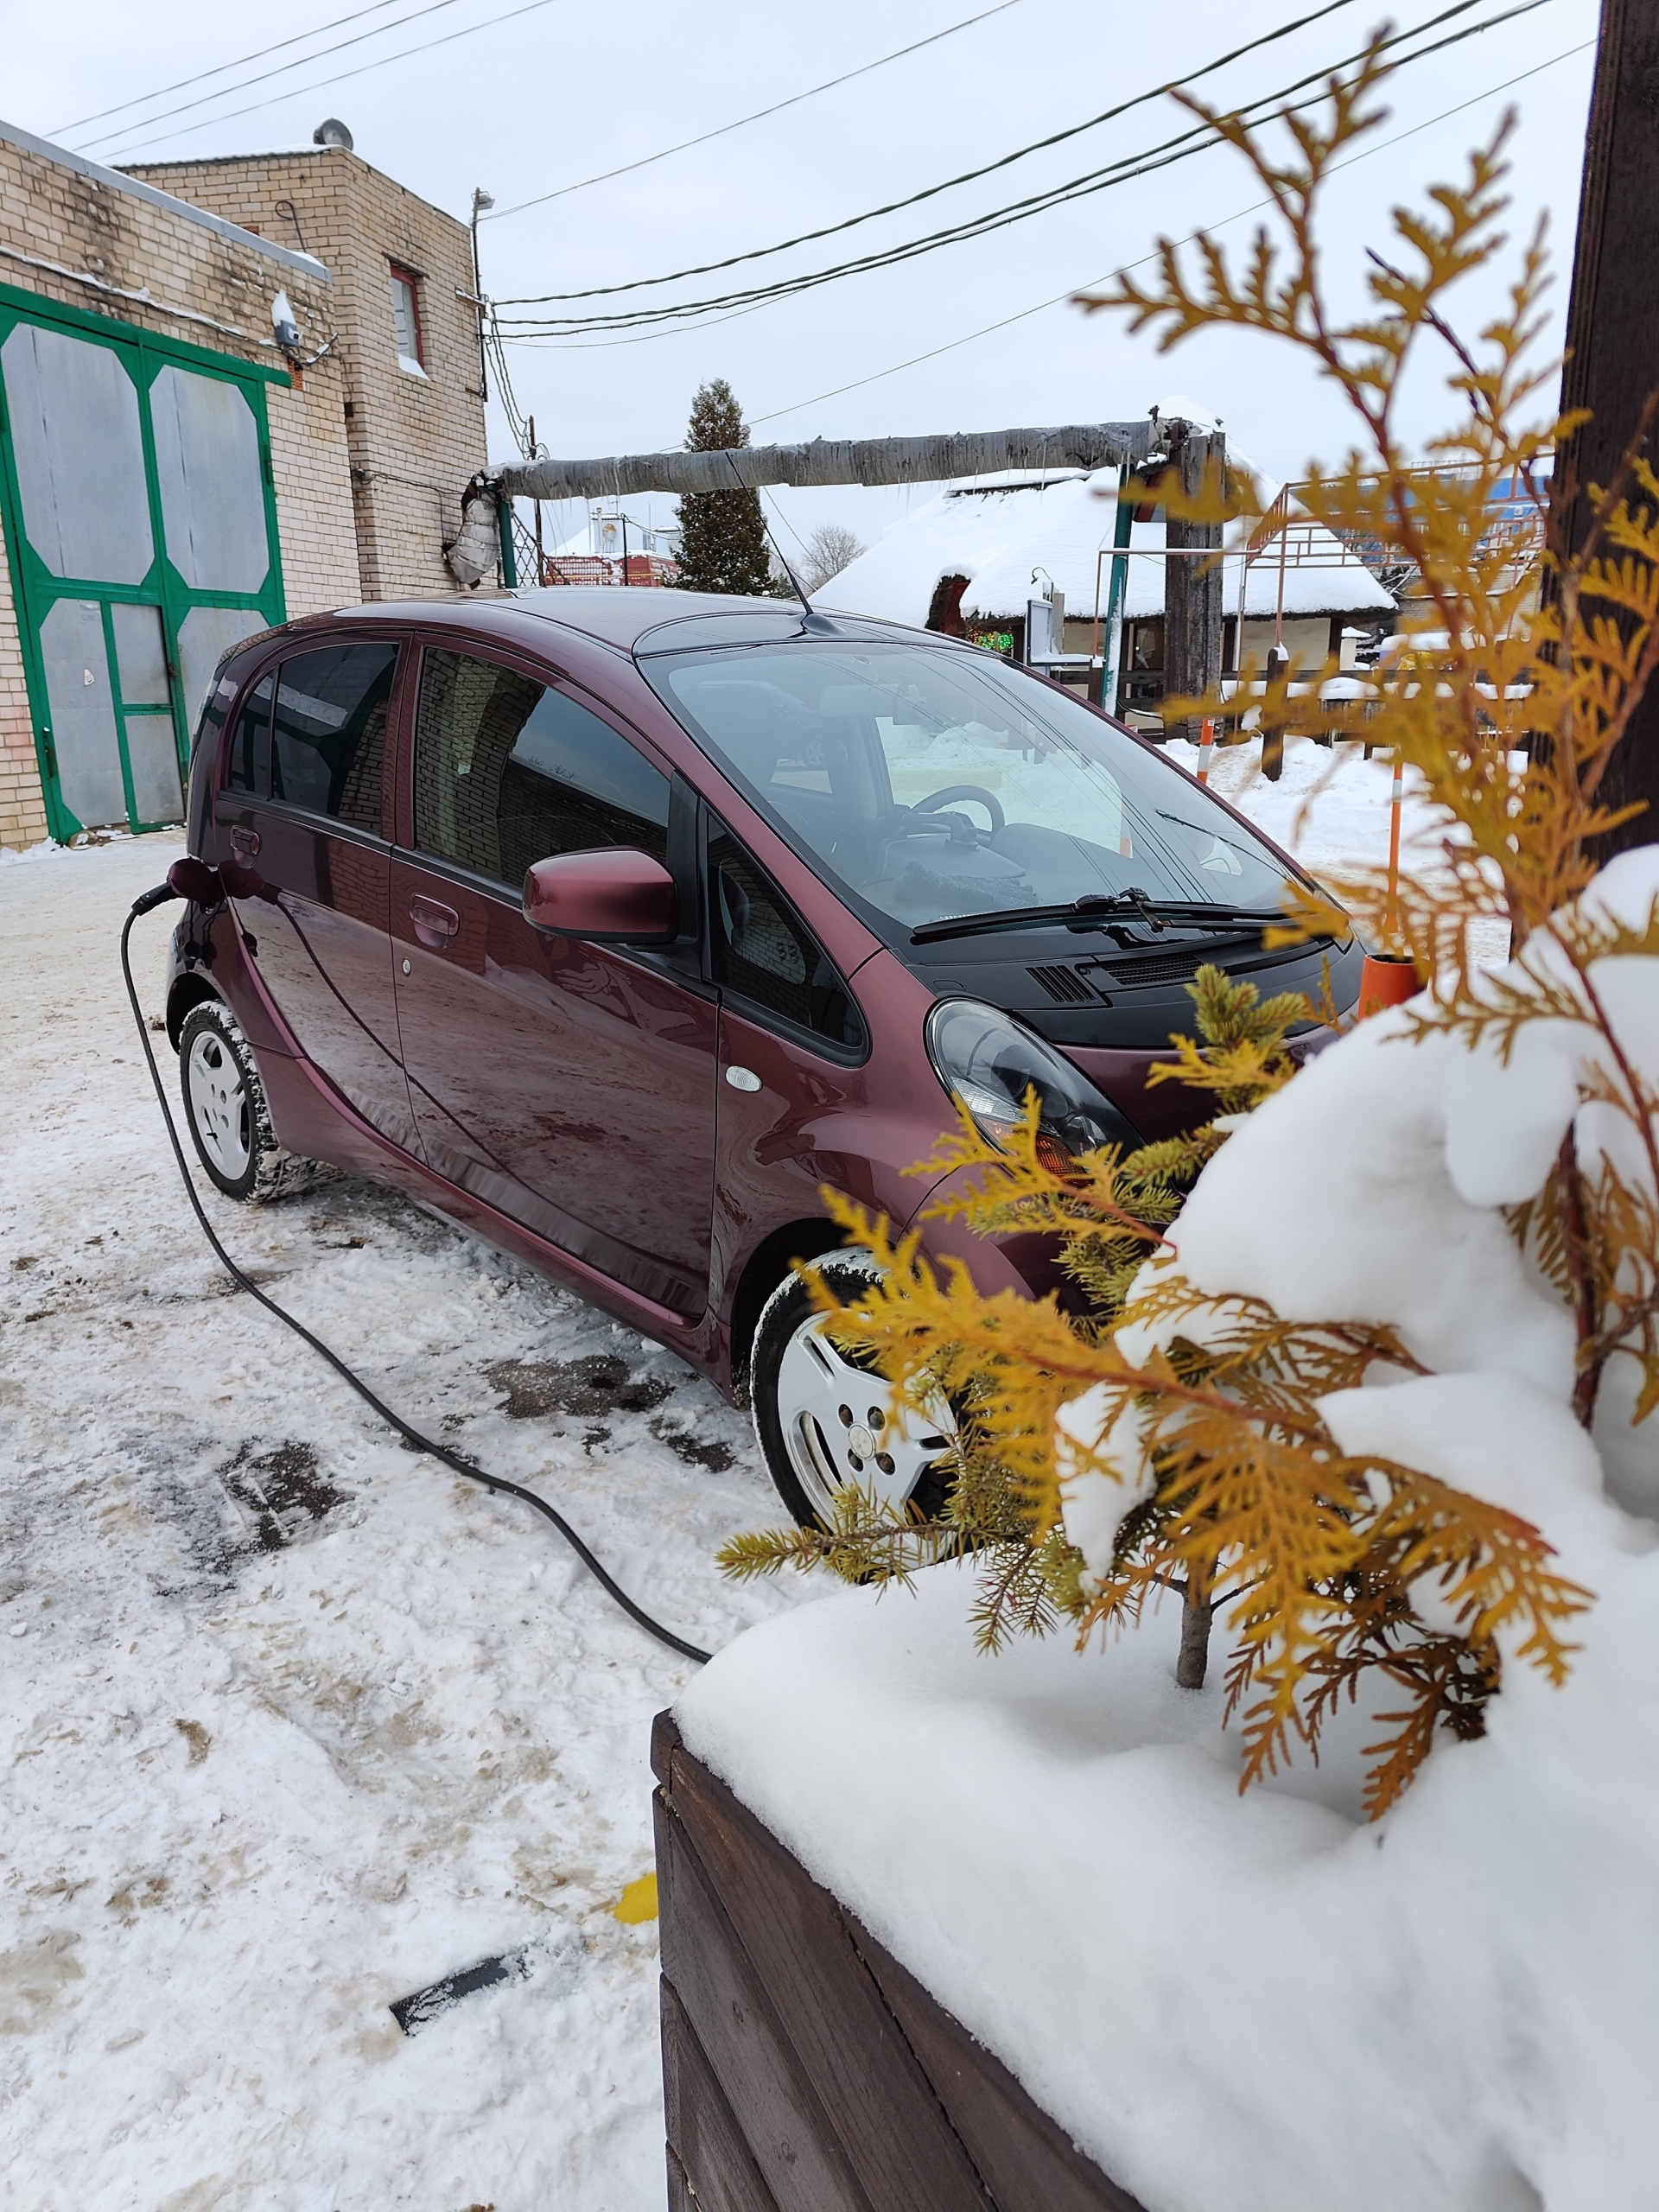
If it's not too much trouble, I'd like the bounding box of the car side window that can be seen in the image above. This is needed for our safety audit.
[413,647,670,891]
[224,642,395,835]
[226,671,274,797]
[708,823,866,1055]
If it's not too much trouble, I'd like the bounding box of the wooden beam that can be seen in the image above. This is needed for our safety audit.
[498,423,1157,502]
[1163,423,1226,743]
[1549,0,1659,855]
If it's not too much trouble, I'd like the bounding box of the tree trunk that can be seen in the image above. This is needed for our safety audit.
[1176,1559,1214,1690]
[1548,0,1659,859]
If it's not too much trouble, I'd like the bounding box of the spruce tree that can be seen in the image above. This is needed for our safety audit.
[675,378,773,595]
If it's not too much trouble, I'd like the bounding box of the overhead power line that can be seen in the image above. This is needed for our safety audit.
[484,0,1027,222]
[493,31,1589,384]
[53,0,410,137]
[741,34,1595,424]
[99,0,565,161]
[73,0,483,152]
[494,0,1550,336]
[494,0,1360,307]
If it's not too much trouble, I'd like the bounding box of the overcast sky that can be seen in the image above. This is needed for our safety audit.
[10,0,1599,558]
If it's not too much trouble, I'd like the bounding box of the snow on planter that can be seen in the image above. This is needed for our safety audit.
[677,855,1659,2212]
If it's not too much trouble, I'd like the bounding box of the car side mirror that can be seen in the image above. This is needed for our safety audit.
[522,848,677,944]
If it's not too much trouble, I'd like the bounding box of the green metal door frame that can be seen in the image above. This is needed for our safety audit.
[0,281,289,840]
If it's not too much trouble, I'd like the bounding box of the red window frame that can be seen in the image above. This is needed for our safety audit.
[388,262,424,368]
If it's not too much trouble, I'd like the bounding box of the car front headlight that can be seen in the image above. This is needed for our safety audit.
[925,999,1139,1167]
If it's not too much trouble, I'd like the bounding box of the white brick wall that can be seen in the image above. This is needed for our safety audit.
[127,150,489,602]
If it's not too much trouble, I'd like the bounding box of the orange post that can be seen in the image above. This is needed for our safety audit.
[1358,754,1419,1017]
[1197,717,1215,784]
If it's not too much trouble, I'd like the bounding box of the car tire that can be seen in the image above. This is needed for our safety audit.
[177,1001,323,1204]
[750,1251,958,1531]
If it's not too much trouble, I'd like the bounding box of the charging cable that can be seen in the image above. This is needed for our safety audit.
[121,872,713,1667]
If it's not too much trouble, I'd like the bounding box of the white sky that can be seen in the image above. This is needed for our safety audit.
[9,0,1599,560]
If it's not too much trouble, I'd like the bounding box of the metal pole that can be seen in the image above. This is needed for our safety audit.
[470,187,493,405]
[1100,465,1135,715]
[497,496,518,589]
[529,413,543,588]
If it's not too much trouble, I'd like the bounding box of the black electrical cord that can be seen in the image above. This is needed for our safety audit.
[121,882,714,1667]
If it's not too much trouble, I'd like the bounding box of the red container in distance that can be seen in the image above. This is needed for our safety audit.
[1357,951,1422,1018]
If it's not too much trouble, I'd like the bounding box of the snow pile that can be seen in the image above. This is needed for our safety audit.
[678,857,1659,2211]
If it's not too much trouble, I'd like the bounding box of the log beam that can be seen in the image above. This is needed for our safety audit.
[498,422,1157,502]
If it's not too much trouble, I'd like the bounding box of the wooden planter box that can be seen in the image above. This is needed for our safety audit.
[652,1712,1146,2212]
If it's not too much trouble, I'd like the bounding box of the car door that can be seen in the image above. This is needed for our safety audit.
[389,641,718,1319]
[214,635,419,1153]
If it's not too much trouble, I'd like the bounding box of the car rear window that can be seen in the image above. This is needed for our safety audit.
[225,641,397,832]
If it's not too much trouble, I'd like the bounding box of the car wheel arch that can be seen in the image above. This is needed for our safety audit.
[167,969,223,1051]
[728,1216,854,1401]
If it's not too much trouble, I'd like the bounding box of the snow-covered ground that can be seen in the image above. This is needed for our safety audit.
[1166,728,1514,974]
[0,736,1459,2208]
[0,835,809,2210]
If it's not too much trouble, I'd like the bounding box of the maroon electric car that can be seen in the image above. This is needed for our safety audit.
[165,588,1360,1527]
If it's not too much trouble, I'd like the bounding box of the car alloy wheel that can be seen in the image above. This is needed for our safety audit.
[750,1252,958,1531]
[185,1021,252,1186]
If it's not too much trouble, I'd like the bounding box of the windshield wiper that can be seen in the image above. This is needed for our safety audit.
[909,890,1285,946]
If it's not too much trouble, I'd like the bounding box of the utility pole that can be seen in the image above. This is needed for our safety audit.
[1163,421,1226,746]
[1548,0,1659,855]
[528,414,543,588]
[470,187,493,405]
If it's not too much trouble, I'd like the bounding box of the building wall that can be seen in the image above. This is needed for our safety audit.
[126,150,487,602]
[0,124,359,847]
[0,531,41,846]
[1238,615,1346,674]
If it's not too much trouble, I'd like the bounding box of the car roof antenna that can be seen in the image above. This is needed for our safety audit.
[722,450,817,619]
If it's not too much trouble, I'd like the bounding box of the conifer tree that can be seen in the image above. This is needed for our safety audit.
[675,378,773,595]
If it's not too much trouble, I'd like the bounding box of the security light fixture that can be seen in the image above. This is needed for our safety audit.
[270,289,302,354]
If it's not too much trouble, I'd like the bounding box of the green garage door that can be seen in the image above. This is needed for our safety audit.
[0,285,287,840]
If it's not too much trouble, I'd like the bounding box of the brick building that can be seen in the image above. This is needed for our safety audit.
[127,142,486,607]
[0,118,488,849]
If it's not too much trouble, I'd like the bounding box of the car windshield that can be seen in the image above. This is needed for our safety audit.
[645,640,1297,933]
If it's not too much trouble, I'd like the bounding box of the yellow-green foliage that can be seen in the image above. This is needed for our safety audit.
[1092,41,1659,996]
[721,969,1590,1817]
[723,46,1659,1814]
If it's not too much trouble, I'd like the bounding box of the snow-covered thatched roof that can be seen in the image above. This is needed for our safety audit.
[819,467,1395,629]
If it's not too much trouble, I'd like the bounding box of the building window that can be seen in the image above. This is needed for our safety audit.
[389,264,425,376]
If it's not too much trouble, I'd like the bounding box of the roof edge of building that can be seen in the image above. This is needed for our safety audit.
[121,146,470,238]
[0,116,331,283]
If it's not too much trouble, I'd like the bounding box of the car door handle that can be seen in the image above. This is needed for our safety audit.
[409,895,460,950]
[230,825,261,857]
